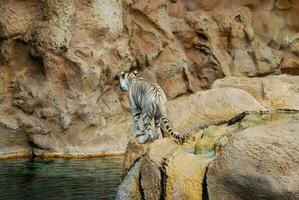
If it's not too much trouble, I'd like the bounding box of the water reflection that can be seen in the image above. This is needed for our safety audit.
[0,156,123,200]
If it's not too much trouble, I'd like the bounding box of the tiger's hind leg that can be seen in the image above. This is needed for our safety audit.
[154,116,163,140]
[137,132,150,144]
[136,113,152,144]
[142,113,154,141]
[131,105,143,137]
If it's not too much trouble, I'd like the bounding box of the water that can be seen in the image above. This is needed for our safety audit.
[0,156,124,200]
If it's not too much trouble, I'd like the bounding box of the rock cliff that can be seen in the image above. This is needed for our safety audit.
[117,109,299,200]
[0,0,299,157]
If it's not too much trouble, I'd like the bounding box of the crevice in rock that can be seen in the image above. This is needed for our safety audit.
[202,166,209,200]
[281,67,299,75]
[247,50,262,76]
[227,111,249,125]
[226,110,299,127]
[129,8,171,40]
[123,155,146,178]
[252,70,280,78]
[196,32,209,42]
[159,150,180,199]
[159,157,168,200]
[28,140,39,158]
[182,67,194,93]
[225,27,233,56]
[138,164,145,200]
[27,134,51,157]
[193,43,222,71]
[200,110,283,138]
[276,108,299,113]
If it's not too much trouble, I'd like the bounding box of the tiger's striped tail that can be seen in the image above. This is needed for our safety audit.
[161,115,188,144]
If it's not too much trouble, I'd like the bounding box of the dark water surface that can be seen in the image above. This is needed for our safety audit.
[0,156,124,200]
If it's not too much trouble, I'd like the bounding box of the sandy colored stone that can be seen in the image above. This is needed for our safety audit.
[94,0,123,38]
[166,87,265,134]
[213,75,299,110]
[141,138,181,200]
[0,103,39,156]
[195,110,298,154]
[118,110,299,200]
[0,1,135,157]
[281,52,299,75]
[33,0,75,56]
[275,0,293,10]
[123,139,148,176]
[207,113,299,200]
[116,159,143,200]
[131,0,173,38]
[165,149,212,200]
[196,88,266,123]
[248,37,282,76]
[155,44,189,98]
[291,41,299,56]
[195,124,233,155]
[29,115,133,155]
[0,0,38,39]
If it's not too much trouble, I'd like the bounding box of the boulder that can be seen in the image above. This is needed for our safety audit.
[118,110,299,200]
[140,138,180,200]
[213,75,299,110]
[116,159,143,200]
[167,87,265,133]
[281,53,299,75]
[123,139,148,176]
[165,149,212,200]
[207,112,299,200]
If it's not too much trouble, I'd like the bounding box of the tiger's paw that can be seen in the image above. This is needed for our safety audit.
[153,128,163,140]
[137,133,150,144]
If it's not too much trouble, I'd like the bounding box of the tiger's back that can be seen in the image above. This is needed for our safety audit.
[129,78,167,116]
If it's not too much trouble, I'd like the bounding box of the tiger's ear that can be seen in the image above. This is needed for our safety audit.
[133,70,138,75]
[113,75,119,80]
[121,71,125,78]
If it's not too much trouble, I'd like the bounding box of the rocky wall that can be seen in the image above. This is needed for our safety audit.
[0,0,299,157]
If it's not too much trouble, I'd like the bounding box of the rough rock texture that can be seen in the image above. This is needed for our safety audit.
[0,0,299,156]
[117,137,206,200]
[167,87,265,133]
[213,74,299,110]
[207,111,299,200]
[140,138,181,200]
[117,110,299,200]
[165,149,212,200]
[116,159,143,200]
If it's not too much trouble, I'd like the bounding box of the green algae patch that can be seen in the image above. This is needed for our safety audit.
[195,110,299,155]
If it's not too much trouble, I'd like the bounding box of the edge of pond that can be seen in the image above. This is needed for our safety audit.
[0,151,125,160]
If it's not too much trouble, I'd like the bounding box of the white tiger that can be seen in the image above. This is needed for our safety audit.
[119,71,187,144]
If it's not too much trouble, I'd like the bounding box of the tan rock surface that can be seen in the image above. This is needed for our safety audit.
[207,112,299,200]
[213,75,299,110]
[167,87,265,133]
[118,110,299,200]
[140,138,181,200]
[116,159,143,200]
[123,139,148,176]
[165,149,212,200]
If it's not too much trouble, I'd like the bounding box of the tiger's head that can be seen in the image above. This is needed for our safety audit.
[119,70,137,91]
